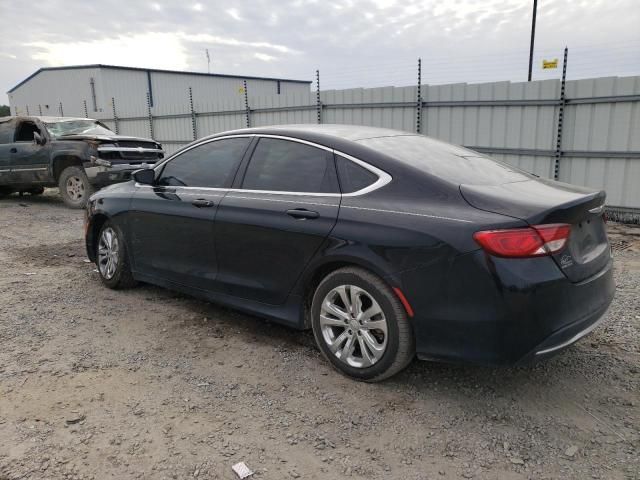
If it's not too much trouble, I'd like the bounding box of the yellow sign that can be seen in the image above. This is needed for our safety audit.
[542,59,558,69]
[238,86,245,94]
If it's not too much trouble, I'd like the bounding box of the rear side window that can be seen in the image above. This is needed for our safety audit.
[336,155,378,193]
[358,135,531,185]
[157,137,250,188]
[0,121,14,144]
[242,138,339,193]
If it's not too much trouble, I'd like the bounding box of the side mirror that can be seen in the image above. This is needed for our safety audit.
[133,168,155,185]
[33,132,45,145]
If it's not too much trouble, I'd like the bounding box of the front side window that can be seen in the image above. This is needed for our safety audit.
[14,121,42,142]
[242,138,339,193]
[157,137,250,188]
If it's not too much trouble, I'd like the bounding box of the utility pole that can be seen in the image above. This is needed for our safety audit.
[206,49,211,73]
[528,0,538,81]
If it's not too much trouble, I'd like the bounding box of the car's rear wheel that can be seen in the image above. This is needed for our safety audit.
[58,166,93,208]
[311,267,415,382]
[96,221,137,289]
[0,186,14,198]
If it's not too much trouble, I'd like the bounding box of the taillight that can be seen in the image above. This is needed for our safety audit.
[473,224,571,258]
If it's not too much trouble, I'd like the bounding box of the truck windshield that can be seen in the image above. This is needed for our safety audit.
[45,120,114,137]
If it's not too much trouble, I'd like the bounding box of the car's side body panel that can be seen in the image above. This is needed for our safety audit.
[214,191,341,304]
[85,125,616,368]
[128,185,222,291]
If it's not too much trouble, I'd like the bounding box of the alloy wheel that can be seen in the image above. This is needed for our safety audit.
[66,176,85,201]
[319,284,388,368]
[98,227,120,280]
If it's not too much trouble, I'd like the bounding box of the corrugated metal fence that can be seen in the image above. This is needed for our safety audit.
[92,76,640,213]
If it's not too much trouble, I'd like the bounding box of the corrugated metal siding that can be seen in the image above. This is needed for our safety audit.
[560,76,640,209]
[98,69,150,117]
[8,67,103,117]
[8,66,310,120]
[8,72,639,210]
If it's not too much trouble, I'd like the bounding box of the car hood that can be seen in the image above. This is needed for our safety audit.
[56,134,158,144]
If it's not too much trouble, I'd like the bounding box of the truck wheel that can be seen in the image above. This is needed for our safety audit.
[58,166,93,208]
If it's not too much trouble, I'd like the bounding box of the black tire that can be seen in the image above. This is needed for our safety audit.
[0,186,14,199]
[311,267,415,382]
[96,221,137,289]
[58,166,93,208]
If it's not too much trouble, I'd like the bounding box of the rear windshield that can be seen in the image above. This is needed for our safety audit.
[357,135,531,185]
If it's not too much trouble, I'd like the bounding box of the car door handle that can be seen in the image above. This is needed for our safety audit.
[10,148,17,153]
[286,208,319,220]
[192,198,215,208]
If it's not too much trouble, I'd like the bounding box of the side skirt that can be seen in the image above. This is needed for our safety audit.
[132,271,307,330]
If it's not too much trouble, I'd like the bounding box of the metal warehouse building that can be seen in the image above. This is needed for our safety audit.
[7,64,311,118]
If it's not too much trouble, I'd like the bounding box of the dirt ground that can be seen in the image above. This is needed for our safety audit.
[1,190,638,480]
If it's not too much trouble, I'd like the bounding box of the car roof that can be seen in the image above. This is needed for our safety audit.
[219,124,416,142]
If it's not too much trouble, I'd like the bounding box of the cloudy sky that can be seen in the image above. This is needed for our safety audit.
[1,0,639,102]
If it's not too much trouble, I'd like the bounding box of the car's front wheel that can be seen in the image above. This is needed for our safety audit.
[58,166,93,208]
[96,221,137,289]
[311,267,415,382]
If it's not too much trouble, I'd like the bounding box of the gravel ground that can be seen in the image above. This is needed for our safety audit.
[0,190,638,480]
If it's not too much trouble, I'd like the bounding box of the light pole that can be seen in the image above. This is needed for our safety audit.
[528,0,538,81]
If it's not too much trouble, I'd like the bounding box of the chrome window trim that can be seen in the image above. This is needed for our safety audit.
[150,133,392,198]
[251,134,391,197]
[152,134,256,172]
[133,183,468,222]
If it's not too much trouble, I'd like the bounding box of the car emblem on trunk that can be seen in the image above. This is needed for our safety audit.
[560,254,574,268]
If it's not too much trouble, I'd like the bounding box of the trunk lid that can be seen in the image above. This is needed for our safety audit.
[461,178,611,282]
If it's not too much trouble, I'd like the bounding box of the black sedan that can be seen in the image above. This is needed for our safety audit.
[85,125,615,381]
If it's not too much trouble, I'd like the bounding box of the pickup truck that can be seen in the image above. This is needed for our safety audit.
[0,115,164,208]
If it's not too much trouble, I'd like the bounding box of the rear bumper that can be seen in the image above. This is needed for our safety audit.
[402,250,615,366]
[516,301,610,365]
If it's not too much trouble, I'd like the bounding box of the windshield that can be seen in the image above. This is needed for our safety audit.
[357,135,533,185]
[45,120,114,137]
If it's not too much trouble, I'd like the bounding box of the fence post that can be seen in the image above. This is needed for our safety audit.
[83,100,88,118]
[416,58,422,134]
[26,105,30,115]
[189,87,197,141]
[38,104,43,116]
[243,80,251,128]
[553,47,568,181]
[59,102,64,117]
[146,92,155,140]
[111,97,119,134]
[316,69,322,124]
